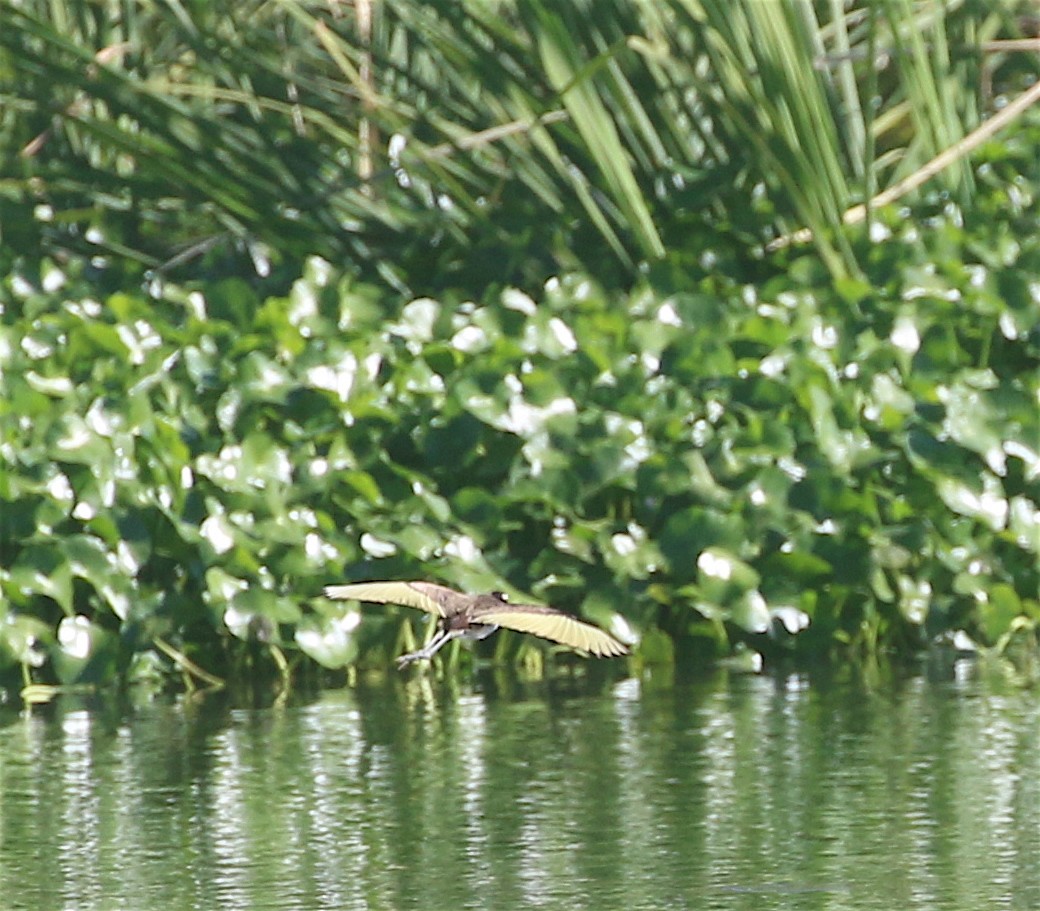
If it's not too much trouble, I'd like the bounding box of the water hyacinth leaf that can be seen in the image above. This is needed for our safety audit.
[457,379,513,429]
[216,389,243,434]
[195,436,292,494]
[0,614,53,669]
[978,584,1024,645]
[207,277,261,326]
[636,455,697,500]
[866,372,916,428]
[905,428,986,482]
[391,298,441,343]
[7,547,74,613]
[61,535,137,621]
[730,589,771,634]
[183,343,221,387]
[935,474,1008,531]
[725,414,799,467]
[223,589,301,642]
[62,533,117,584]
[952,568,990,600]
[240,433,293,489]
[276,527,346,575]
[683,452,732,507]
[75,319,132,360]
[451,487,506,532]
[204,567,248,610]
[239,351,293,402]
[761,549,833,582]
[16,491,70,538]
[421,414,485,469]
[199,514,240,558]
[550,519,598,563]
[599,523,663,579]
[107,510,154,569]
[524,311,580,359]
[3,376,52,423]
[896,575,931,626]
[691,599,727,624]
[580,588,637,648]
[340,470,384,507]
[939,379,1006,468]
[295,608,362,669]
[1007,497,1040,555]
[24,372,75,397]
[53,615,118,684]
[696,548,760,603]
[398,476,452,525]
[47,414,111,467]
[389,524,445,563]
[659,508,746,581]
[359,532,397,559]
[806,384,856,475]
[630,316,680,360]
[870,535,913,571]
[770,604,811,635]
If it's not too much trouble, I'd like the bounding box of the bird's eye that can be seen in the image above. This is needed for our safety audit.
[491,591,510,603]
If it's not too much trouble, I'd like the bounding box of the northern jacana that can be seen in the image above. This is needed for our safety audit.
[324,581,628,668]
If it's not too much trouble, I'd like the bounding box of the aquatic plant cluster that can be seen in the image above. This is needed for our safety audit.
[0,1,1038,692]
[2,190,1037,690]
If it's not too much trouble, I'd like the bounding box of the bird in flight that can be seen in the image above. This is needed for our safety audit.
[324,581,628,668]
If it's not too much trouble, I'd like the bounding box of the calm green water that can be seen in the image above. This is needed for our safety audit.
[0,667,1037,911]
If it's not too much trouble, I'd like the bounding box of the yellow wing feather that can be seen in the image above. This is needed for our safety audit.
[476,606,628,657]
[323,581,449,616]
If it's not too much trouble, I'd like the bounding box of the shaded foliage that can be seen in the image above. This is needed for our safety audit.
[2,0,1035,290]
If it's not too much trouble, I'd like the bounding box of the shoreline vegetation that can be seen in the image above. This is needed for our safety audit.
[1,1,1037,697]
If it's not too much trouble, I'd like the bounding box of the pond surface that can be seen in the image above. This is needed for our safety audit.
[0,664,1037,911]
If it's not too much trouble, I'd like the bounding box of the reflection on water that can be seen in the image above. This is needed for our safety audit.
[0,667,1037,911]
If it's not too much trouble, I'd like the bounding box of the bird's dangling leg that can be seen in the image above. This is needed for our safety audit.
[395,627,463,669]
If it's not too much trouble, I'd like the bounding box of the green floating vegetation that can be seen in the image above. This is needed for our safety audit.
[1,181,1038,692]
[1,1,1038,693]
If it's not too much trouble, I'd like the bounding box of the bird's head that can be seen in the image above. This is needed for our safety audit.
[490,591,510,603]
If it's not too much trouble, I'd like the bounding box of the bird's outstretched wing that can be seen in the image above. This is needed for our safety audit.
[324,581,459,617]
[474,604,628,657]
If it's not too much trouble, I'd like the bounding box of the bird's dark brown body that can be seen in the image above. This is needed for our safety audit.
[324,581,628,668]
